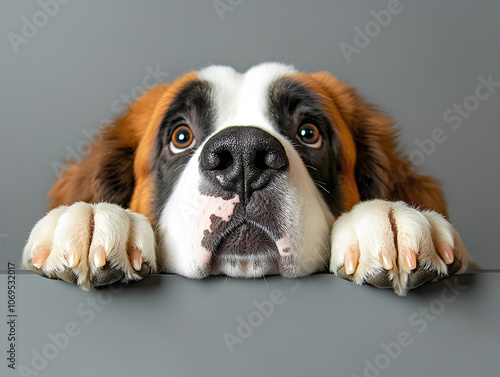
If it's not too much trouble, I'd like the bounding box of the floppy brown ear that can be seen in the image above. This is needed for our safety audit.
[310,72,448,217]
[47,84,171,211]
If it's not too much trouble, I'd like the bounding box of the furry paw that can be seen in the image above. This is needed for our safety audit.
[23,202,157,290]
[330,200,468,296]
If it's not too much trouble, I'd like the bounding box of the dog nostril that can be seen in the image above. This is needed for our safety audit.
[254,150,286,170]
[205,150,233,171]
[217,151,233,170]
[264,151,287,170]
[253,150,269,170]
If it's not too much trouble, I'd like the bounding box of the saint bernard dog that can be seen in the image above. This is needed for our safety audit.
[22,62,468,296]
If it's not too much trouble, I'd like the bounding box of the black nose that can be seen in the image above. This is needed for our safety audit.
[199,126,289,201]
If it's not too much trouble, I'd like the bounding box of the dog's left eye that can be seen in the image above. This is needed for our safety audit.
[170,125,196,154]
[297,123,322,149]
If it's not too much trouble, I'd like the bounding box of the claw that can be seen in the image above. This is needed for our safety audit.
[91,245,107,268]
[437,242,454,264]
[402,248,417,270]
[32,247,51,268]
[130,247,143,271]
[66,251,80,268]
[380,251,393,270]
[344,248,359,275]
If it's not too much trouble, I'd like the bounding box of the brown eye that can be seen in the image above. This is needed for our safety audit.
[297,123,322,148]
[170,125,195,153]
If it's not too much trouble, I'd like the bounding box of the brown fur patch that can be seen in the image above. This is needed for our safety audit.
[290,73,361,211]
[291,71,447,216]
[129,72,198,220]
[48,72,199,222]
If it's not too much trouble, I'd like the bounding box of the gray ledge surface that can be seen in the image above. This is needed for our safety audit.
[1,271,499,377]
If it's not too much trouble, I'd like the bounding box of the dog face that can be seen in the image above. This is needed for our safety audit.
[156,65,329,278]
[123,63,363,278]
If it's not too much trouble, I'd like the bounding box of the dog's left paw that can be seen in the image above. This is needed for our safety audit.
[330,200,468,296]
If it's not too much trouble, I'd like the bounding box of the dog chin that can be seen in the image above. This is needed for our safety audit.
[210,254,281,278]
[206,222,285,278]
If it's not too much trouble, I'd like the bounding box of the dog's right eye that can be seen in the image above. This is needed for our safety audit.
[170,125,195,154]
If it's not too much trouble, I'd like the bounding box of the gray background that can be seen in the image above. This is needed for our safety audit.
[1,0,499,268]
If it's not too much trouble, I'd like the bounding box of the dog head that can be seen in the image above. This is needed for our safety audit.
[156,63,350,278]
[51,62,417,279]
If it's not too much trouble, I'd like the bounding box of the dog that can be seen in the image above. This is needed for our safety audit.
[22,62,468,296]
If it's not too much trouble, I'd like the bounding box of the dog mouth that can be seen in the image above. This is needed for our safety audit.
[205,216,294,277]
[191,185,299,277]
[216,221,277,256]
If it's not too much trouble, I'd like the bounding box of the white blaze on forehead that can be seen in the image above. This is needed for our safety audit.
[198,62,298,132]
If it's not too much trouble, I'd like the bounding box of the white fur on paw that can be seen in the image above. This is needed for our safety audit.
[23,202,157,290]
[330,199,468,296]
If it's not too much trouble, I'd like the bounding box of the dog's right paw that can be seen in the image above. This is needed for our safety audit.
[23,202,157,290]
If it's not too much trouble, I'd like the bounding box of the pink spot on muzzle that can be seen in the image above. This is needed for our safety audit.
[196,195,240,231]
[193,194,240,266]
[276,237,293,256]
